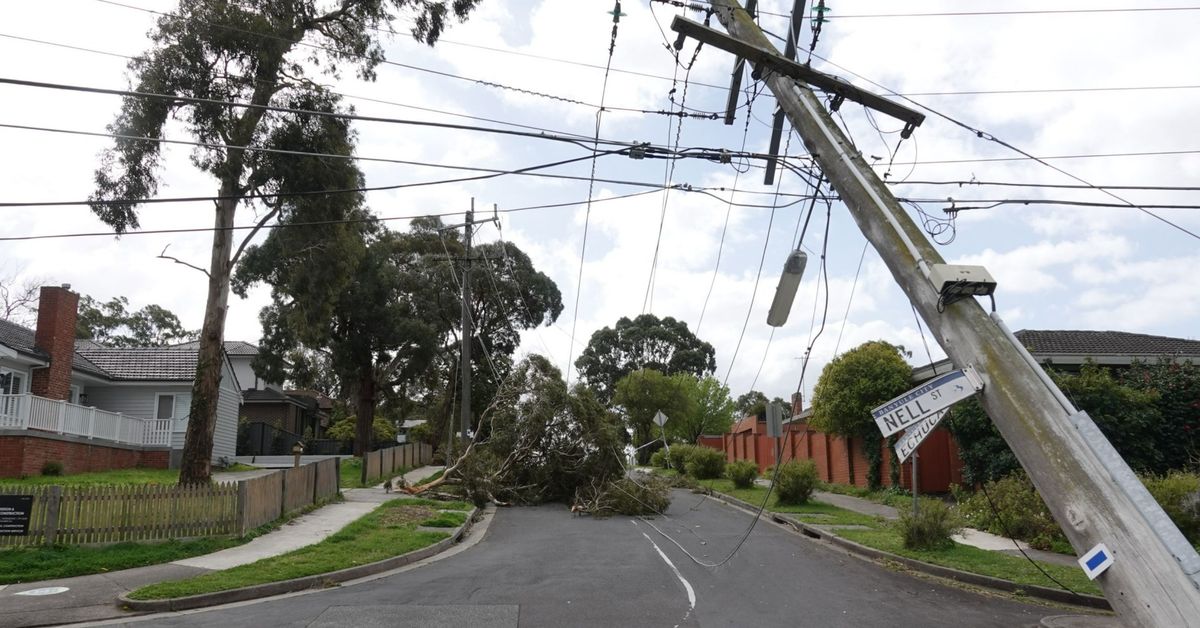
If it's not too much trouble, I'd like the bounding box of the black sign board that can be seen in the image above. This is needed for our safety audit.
[0,495,34,536]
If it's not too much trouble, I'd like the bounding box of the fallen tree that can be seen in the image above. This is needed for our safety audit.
[405,355,669,516]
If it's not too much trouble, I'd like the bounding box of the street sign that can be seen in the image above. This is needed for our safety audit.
[765,402,783,438]
[653,410,668,427]
[894,410,947,463]
[872,366,984,437]
[1079,543,1115,580]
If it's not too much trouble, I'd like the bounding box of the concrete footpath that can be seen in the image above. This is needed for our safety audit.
[757,479,1079,567]
[0,465,445,628]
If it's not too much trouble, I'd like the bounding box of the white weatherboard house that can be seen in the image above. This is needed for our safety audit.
[0,285,241,473]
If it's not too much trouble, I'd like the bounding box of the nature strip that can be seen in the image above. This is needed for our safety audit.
[704,490,1111,611]
[117,505,480,613]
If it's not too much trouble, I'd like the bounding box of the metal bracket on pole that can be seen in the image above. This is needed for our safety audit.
[672,15,925,135]
[1068,410,1200,589]
[721,0,757,125]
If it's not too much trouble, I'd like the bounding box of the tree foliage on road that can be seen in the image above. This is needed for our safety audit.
[410,355,669,515]
[89,0,478,484]
[810,340,912,489]
[612,369,695,464]
[575,313,716,403]
[76,295,197,347]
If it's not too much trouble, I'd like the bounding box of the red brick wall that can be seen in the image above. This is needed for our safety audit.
[31,285,79,400]
[0,434,168,478]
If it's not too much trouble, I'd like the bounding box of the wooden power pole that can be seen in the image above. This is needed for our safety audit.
[460,200,474,442]
[680,2,1200,624]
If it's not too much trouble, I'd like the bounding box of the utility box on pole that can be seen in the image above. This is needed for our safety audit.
[677,3,1200,624]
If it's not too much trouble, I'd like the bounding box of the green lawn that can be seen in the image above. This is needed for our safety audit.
[0,538,244,584]
[0,468,180,487]
[690,473,1101,600]
[820,482,914,509]
[838,527,1101,597]
[128,497,471,600]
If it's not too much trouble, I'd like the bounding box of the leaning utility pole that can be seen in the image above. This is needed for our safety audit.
[459,200,474,442]
[680,2,1200,624]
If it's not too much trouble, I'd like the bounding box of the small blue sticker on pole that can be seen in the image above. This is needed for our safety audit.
[1078,543,1114,580]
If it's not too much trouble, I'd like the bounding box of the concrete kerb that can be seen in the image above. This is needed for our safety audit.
[703,489,1111,612]
[116,504,481,613]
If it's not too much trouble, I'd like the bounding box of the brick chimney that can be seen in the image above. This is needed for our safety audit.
[31,284,79,400]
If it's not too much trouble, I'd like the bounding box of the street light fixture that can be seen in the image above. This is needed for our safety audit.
[767,249,808,327]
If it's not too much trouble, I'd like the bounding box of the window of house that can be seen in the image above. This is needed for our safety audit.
[0,369,24,395]
[155,394,176,421]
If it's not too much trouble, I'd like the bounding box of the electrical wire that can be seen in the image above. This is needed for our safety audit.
[890,179,1200,192]
[566,0,623,388]
[831,241,870,357]
[900,197,1200,212]
[804,50,1200,242]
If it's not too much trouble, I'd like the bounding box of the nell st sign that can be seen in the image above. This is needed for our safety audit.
[872,366,984,437]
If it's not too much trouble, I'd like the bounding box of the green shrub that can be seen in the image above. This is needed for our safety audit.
[955,473,1067,551]
[1142,471,1200,544]
[898,498,962,550]
[726,460,760,489]
[649,449,667,469]
[667,444,696,473]
[41,461,63,476]
[775,460,819,505]
[685,447,726,480]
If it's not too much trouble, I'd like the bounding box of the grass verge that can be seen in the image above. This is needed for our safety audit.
[0,538,242,585]
[695,475,1101,600]
[127,498,466,600]
[0,468,180,487]
[838,527,1101,597]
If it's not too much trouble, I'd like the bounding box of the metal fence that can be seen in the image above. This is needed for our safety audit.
[0,457,341,546]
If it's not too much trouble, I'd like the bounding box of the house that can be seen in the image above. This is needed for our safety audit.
[711,329,1200,492]
[0,285,241,476]
[167,340,333,455]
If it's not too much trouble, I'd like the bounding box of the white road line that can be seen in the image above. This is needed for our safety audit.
[641,532,696,610]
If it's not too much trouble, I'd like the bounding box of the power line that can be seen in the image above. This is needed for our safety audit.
[91,0,716,120]
[901,197,1200,211]
[831,241,870,358]
[892,179,1200,192]
[900,84,1200,97]
[898,148,1200,166]
[0,32,604,141]
[821,6,1200,19]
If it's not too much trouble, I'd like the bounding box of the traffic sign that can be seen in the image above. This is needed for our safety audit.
[766,402,783,438]
[872,366,983,437]
[653,410,668,427]
[894,410,947,463]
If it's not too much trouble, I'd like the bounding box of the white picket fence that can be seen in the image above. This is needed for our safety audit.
[0,393,171,447]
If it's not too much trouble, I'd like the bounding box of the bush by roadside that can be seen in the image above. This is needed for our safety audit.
[953,474,1068,552]
[667,444,697,473]
[1142,471,1200,542]
[775,460,819,505]
[649,449,667,469]
[897,498,962,550]
[726,460,759,489]
[685,447,726,479]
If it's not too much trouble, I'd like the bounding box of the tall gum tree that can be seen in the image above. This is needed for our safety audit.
[89,0,480,484]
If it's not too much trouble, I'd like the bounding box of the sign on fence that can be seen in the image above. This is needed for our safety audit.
[0,495,33,536]
[872,366,984,437]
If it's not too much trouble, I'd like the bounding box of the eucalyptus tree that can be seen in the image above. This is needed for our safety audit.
[88,0,479,483]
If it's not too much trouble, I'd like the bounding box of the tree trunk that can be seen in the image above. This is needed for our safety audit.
[354,370,376,456]
[178,195,236,485]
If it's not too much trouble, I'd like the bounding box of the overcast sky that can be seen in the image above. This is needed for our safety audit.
[2,0,1199,404]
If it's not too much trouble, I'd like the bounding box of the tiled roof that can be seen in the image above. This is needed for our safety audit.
[1015,330,1200,357]
[0,318,46,359]
[1,319,108,376]
[75,346,199,381]
[168,340,258,356]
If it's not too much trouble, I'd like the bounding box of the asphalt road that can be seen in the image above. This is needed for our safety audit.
[95,490,1058,627]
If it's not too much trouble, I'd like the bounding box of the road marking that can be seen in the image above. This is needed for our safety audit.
[641,532,696,610]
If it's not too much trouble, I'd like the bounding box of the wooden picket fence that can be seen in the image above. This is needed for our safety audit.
[361,443,433,486]
[0,457,342,547]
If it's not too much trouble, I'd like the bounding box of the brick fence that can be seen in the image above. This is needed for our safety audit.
[0,430,168,478]
[703,417,965,493]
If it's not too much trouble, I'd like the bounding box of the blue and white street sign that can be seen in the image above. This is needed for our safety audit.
[872,366,984,437]
[1079,543,1114,580]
